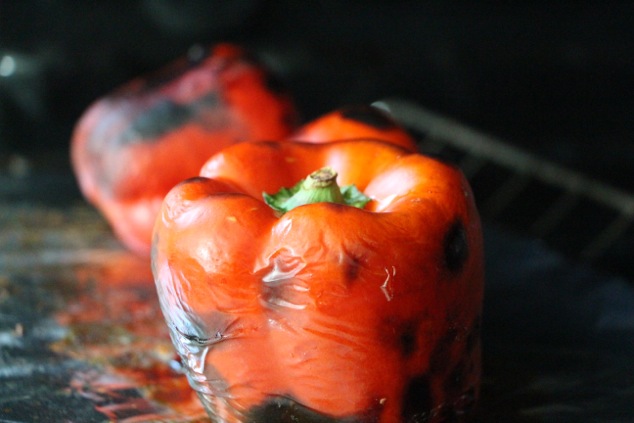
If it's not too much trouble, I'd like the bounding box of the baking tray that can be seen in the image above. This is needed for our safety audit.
[1,100,633,422]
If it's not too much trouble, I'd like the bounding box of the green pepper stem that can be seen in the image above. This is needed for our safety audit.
[263,166,370,214]
[294,166,345,203]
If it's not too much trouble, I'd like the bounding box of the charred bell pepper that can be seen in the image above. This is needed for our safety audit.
[289,104,418,152]
[71,43,298,256]
[152,139,484,423]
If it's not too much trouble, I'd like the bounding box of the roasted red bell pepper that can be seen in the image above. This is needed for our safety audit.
[289,104,418,151]
[71,43,298,255]
[152,139,484,422]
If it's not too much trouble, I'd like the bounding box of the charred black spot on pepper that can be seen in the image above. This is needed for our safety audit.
[400,322,418,358]
[340,105,397,130]
[443,220,469,273]
[247,396,366,423]
[401,375,434,422]
[117,93,221,146]
[380,317,420,358]
[343,253,364,283]
[429,327,459,374]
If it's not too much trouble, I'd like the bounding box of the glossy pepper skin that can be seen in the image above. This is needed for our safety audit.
[289,104,418,152]
[152,140,484,423]
[71,43,298,256]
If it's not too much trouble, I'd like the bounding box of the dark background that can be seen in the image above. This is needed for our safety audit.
[2,1,634,192]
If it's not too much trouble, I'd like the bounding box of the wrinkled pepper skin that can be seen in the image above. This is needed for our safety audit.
[152,140,484,423]
[289,104,418,152]
[71,43,298,255]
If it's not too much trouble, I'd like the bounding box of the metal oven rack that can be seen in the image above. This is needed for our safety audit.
[380,99,634,280]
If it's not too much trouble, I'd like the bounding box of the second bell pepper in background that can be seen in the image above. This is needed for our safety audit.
[152,139,484,422]
[71,43,298,256]
[289,104,418,151]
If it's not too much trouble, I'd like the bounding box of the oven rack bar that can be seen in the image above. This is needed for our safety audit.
[379,99,634,278]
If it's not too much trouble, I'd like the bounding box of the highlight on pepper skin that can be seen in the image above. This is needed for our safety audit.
[151,139,484,422]
[71,43,298,256]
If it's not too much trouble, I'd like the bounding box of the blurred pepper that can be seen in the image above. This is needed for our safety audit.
[289,104,418,151]
[71,43,298,256]
[152,139,484,422]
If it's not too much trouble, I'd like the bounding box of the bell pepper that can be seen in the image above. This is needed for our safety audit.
[289,104,418,152]
[152,139,484,422]
[71,43,298,256]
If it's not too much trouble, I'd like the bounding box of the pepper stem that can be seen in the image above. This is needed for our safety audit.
[263,166,370,214]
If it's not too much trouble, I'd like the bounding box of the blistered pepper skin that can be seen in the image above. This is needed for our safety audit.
[152,140,484,422]
[71,43,298,255]
[289,104,418,152]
